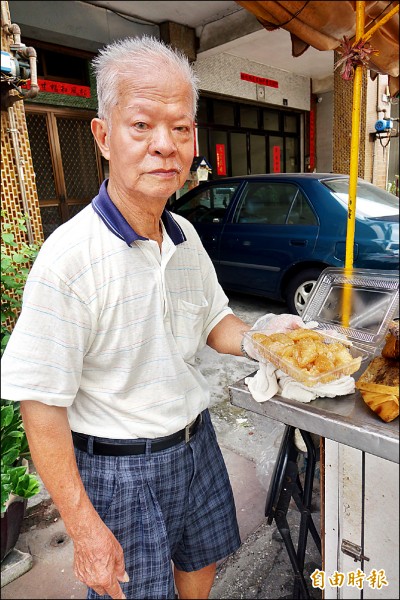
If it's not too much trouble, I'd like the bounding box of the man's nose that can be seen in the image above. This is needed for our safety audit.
[149,127,177,156]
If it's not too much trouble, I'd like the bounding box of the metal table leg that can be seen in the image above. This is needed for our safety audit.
[264,425,321,599]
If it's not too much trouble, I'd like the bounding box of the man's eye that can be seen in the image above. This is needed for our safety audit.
[134,122,148,130]
[175,126,190,133]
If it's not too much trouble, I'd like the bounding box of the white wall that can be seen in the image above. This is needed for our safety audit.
[315,91,334,172]
[194,52,311,112]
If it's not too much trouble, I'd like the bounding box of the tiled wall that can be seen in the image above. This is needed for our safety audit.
[332,51,391,188]
[194,52,310,111]
[333,53,368,177]
[364,74,393,189]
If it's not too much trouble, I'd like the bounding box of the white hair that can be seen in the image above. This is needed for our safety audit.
[91,36,199,126]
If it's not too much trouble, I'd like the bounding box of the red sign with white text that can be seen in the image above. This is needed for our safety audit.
[273,146,281,173]
[216,144,227,176]
[22,79,91,98]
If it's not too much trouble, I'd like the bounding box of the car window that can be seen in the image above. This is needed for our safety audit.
[287,190,318,225]
[322,178,399,217]
[173,183,239,223]
[235,182,299,224]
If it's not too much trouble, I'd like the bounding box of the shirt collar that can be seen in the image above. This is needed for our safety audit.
[92,180,186,247]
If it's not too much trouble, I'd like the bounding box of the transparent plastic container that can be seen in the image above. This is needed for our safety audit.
[244,268,399,387]
[244,329,365,386]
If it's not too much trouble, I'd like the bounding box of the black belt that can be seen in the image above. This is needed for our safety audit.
[72,413,202,456]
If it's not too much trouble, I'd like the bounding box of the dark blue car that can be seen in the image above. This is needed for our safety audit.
[170,173,399,315]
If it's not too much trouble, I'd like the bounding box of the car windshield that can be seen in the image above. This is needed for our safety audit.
[322,178,399,218]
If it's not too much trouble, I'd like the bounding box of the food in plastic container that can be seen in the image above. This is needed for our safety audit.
[244,328,364,386]
[245,268,399,388]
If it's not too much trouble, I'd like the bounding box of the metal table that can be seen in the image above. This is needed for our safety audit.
[229,372,399,598]
[229,373,399,464]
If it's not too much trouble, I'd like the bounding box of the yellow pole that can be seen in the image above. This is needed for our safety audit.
[345,76,363,268]
[342,1,365,326]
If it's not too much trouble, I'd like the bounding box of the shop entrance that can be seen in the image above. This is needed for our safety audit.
[197,96,302,178]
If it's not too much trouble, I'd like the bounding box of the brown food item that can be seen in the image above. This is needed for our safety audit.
[356,356,399,393]
[250,329,361,384]
[286,329,322,342]
[381,320,399,359]
[356,356,399,422]
[358,390,399,423]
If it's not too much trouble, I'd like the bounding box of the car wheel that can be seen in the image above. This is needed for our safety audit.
[285,268,323,316]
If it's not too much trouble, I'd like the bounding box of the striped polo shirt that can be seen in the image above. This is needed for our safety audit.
[1,181,232,439]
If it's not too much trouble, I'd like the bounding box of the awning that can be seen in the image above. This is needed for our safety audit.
[236,1,399,96]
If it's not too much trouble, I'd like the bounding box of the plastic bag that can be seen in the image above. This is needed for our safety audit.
[255,421,285,491]
[251,313,306,332]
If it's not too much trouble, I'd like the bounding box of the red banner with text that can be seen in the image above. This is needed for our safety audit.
[216,144,227,176]
[22,79,91,98]
[272,146,281,173]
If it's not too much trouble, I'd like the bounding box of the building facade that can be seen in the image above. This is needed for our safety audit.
[1,0,398,244]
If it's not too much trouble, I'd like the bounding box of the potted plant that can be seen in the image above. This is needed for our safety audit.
[1,402,40,561]
[1,211,41,562]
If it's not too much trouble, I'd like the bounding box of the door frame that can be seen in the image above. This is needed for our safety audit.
[25,104,104,226]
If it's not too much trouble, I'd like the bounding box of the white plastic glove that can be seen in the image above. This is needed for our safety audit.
[250,313,276,331]
[251,313,318,333]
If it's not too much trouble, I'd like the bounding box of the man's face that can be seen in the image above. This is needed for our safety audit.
[94,66,195,204]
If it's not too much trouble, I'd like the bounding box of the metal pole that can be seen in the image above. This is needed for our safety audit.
[7,105,35,244]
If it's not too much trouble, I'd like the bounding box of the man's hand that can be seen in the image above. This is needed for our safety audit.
[19,402,129,599]
[73,517,129,599]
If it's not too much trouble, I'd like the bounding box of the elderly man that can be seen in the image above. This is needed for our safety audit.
[1,36,253,599]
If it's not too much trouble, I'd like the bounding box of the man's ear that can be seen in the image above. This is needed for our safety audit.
[91,118,110,160]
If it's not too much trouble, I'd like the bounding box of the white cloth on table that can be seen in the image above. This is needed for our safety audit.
[245,361,355,404]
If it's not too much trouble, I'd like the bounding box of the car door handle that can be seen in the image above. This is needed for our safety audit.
[289,239,307,246]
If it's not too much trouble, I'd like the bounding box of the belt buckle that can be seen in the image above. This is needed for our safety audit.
[185,421,193,443]
[185,413,201,443]
[184,415,195,443]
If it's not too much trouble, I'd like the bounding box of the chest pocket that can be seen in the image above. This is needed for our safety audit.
[173,298,209,361]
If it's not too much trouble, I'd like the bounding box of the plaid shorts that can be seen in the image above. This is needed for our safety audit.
[74,409,241,599]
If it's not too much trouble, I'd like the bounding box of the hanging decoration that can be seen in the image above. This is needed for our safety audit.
[334,36,379,81]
